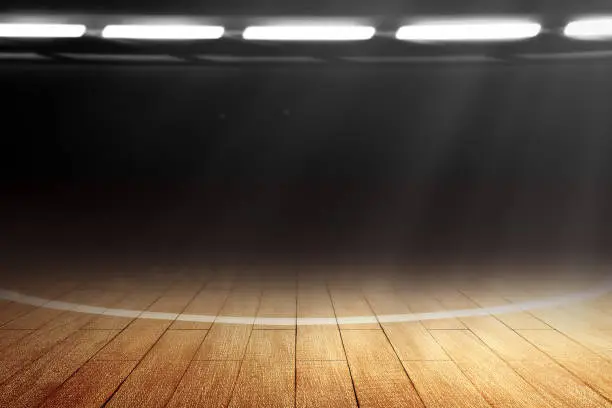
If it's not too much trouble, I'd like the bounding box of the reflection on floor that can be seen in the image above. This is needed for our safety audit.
[0,262,611,408]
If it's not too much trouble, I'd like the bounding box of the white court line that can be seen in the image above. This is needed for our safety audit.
[0,279,611,326]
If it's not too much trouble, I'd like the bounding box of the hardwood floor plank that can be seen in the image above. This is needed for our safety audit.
[244,329,295,362]
[2,288,125,330]
[0,281,81,327]
[459,360,555,408]
[228,361,295,408]
[171,289,229,330]
[508,360,612,408]
[297,325,345,361]
[551,328,612,361]
[367,291,449,360]
[517,329,612,401]
[330,290,379,330]
[105,330,207,408]
[0,311,96,362]
[428,330,498,363]
[400,293,466,330]
[93,319,170,361]
[0,303,39,327]
[517,329,604,361]
[297,292,335,319]
[195,324,252,360]
[39,360,135,408]
[0,329,118,408]
[146,287,201,314]
[255,290,296,329]
[364,291,411,315]
[341,325,424,408]
[166,361,242,408]
[559,359,612,402]
[0,330,33,352]
[559,305,612,330]
[435,289,478,310]
[341,329,398,362]
[529,308,593,333]
[218,290,261,318]
[460,292,550,330]
[0,359,24,384]
[432,330,555,408]
[402,361,492,408]
[1,308,66,331]
[349,359,424,408]
[459,316,549,361]
[382,323,449,361]
[297,361,357,408]
[83,288,166,330]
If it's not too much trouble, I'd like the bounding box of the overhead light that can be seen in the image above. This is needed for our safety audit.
[0,23,86,38]
[564,17,612,40]
[396,18,542,42]
[242,24,376,41]
[101,24,225,40]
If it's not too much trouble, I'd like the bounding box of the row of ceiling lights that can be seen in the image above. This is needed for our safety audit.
[0,17,610,42]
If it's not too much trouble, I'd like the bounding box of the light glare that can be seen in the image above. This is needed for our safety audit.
[0,23,86,38]
[396,19,542,42]
[564,17,612,40]
[102,24,225,40]
[243,25,376,41]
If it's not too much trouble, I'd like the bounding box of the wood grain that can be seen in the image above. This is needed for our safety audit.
[382,322,449,361]
[400,293,466,330]
[403,361,492,408]
[432,330,555,408]
[195,324,252,360]
[83,288,165,330]
[39,360,135,408]
[297,361,357,408]
[297,325,345,360]
[94,319,170,361]
[228,361,295,408]
[166,361,242,408]
[244,329,295,362]
[256,290,296,329]
[459,316,548,361]
[349,360,424,408]
[105,330,207,408]
[508,360,612,408]
[0,329,118,408]
[171,289,229,330]
[330,290,379,330]
[0,329,33,352]
[0,270,611,408]
[341,329,398,362]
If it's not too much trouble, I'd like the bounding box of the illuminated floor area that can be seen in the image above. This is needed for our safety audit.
[1,264,611,408]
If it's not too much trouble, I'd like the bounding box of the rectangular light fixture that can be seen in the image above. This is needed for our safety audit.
[396,18,541,42]
[102,24,225,40]
[564,17,612,40]
[0,23,86,38]
[242,25,376,41]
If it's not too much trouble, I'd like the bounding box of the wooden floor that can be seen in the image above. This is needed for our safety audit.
[1,263,612,407]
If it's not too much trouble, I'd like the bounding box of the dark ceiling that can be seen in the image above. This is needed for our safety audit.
[1,0,612,17]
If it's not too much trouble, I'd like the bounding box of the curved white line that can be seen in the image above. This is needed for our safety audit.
[1,279,610,326]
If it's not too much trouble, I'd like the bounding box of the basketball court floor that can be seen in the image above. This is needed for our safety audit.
[1,262,611,407]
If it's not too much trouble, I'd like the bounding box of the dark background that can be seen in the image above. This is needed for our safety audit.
[2,0,612,16]
[1,60,612,266]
